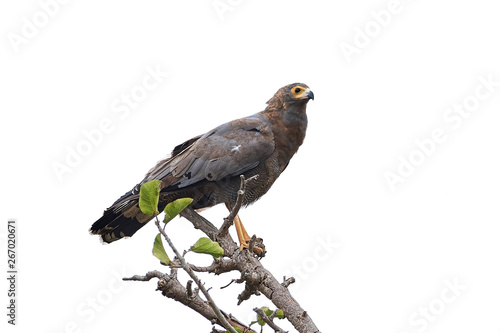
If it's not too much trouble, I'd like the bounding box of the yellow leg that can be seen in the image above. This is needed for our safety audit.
[234,214,250,250]
[225,204,265,256]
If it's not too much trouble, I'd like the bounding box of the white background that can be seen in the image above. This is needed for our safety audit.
[1,0,499,332]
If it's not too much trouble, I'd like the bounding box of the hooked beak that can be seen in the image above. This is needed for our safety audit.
[305,88,314,100]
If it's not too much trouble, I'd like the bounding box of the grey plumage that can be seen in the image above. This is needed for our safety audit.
[90,83,313,243]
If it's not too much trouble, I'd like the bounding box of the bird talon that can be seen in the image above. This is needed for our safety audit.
[240,237,266,257]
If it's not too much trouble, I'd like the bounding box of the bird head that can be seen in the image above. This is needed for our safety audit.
[266,83,314,111]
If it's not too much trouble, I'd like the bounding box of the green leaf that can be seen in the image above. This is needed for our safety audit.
[163,198,193,223]
[225,327,243,333]
[190,237,224,258]
[261,306,273,317]
[257,306,281,326]
[152,233,170,265]
[138,180,161,215]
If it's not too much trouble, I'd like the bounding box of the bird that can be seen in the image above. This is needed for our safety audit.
[90,83,314,253]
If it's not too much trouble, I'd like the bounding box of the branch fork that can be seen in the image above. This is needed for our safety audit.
[123,174,321,333]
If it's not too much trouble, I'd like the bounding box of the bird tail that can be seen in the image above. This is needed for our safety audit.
[90,188,156,243]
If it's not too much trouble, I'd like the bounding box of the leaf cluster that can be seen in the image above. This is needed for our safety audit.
[139,180,224,265]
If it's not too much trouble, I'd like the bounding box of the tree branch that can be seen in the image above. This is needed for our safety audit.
[281,276,295,288]
[123,270,164,282]
[169,258,238,275]
[153,219,238,333]
[254,307,287,333]
[123,269,255,333]
[178,211,321,332]
[124,174,322,333]
[180,207,218,236]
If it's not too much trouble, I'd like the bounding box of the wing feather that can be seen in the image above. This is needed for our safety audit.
[144,113,274,190]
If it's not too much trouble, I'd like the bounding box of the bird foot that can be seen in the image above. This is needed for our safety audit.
[240,236,266,258]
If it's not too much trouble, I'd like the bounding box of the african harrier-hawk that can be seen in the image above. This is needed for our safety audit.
[90,83,314,252]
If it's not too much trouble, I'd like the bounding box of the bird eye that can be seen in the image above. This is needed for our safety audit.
[294,87,301,93]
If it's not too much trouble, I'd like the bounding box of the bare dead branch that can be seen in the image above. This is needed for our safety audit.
[180,207,218,237]
[186,280,193,297]
[221,277,244,290]
[169,257,238,275]
[281,276,296,288]
[123,270,164,282]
